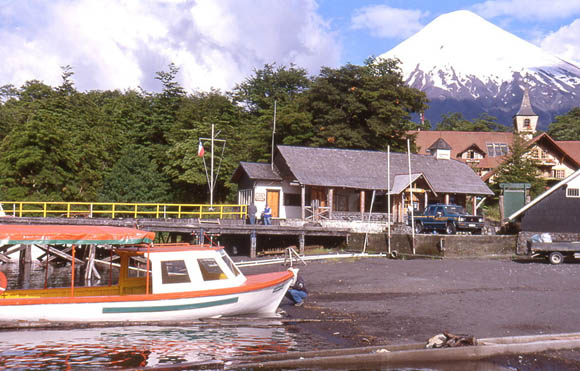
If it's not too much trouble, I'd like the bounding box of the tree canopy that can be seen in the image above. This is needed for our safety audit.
[547,107,580,140]
[436,112,508,132]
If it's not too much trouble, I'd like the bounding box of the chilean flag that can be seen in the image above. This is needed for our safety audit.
[197,141,205,157]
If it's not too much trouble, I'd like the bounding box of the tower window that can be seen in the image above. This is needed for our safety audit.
[524,118,531,128]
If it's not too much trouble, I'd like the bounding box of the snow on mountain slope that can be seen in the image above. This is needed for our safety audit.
[378,10,580,128]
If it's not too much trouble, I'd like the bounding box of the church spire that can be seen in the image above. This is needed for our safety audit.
[513,87,538,139]
[516,87,536,116]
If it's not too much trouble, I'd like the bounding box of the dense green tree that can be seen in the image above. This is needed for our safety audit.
[491,134,546,198]
[302,57,428,152]
[99,146,171,202]
[547,107,580,140]
[436,112,508,131]
[231,63,311,161]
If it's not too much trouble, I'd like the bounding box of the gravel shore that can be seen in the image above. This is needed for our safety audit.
[241,256,580,348]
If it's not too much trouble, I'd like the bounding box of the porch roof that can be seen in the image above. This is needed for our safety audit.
[231,162,282,182]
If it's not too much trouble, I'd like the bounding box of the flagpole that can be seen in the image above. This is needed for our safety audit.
[199,124,226,210]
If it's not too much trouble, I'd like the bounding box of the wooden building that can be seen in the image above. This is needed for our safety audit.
[508,169,580,233]
[232,145,494,223]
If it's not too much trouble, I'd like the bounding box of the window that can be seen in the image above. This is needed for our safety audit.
[553,170,565,179]
[284,193,301,206]
[220,250,240,276]
[198,258,227,281]
[486,143,508,157]
[161,260,190,284]
[567,188,580,198]
[524,118,531,128]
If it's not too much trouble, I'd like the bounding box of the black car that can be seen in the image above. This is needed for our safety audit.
[412,204,484,235]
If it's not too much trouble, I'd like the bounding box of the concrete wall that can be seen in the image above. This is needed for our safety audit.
[348,233,517,258]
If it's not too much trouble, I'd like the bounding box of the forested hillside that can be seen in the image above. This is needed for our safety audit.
[0,58,428,203]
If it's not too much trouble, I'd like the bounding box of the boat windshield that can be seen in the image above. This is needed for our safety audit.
[220,250,241,277]
[198,258,227,281]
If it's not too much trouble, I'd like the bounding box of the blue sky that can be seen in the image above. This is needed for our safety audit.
[1,0,579,93]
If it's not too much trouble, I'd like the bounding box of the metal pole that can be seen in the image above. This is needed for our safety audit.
[271,100,277,171]
[210,124,215,209]
[387,146,391,255]
[407,139,415,255]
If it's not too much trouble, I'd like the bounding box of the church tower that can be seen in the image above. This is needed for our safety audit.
[512,88,538,140]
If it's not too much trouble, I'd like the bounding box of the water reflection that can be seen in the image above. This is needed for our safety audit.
[0,323,297,369]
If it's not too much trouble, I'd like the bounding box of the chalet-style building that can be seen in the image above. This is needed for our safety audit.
[412,89,580,183]
[232,145,493,223]
[508,168,580,233]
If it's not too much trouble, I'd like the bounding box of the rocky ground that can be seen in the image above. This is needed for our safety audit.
[240,256,580,368]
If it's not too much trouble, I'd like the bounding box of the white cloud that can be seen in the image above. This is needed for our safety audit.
[0,0,341,92]
[540,19,580,65]
[473,0,580,20]
[350,5,427,39]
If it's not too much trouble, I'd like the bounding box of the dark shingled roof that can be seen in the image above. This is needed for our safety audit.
[231,162,281,182]
[515,88,537,116]
[276,145,494,196]
[428,138,452,151]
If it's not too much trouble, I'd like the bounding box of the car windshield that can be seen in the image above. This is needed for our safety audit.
[444,205,466,214]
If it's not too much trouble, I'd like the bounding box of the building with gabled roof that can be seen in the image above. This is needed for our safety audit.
[412,88,580,183]
[232,145,493,223]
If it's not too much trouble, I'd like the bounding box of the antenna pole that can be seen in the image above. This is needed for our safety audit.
[271,100,277,171]
[210,124,215,209]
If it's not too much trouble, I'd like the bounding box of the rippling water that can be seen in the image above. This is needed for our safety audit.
[0,262,313,369]
[0,322,300,369]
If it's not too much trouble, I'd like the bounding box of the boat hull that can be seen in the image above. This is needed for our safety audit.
[0,272,293,322]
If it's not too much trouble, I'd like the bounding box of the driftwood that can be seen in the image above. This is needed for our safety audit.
[426,331,477,348]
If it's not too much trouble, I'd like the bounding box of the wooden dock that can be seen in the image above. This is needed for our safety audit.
[0,217,351,258]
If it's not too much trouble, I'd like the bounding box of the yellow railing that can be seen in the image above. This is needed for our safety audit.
[0,201,247,220]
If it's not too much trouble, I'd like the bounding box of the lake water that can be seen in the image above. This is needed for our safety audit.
[0,322,302,369]
[0,262,319,369]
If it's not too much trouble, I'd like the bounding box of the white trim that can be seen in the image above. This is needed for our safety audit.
[508,168,580,220]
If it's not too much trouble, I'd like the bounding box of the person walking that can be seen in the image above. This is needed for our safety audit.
[263,204,272,225]
[248,203,257,225]
[285,274,307,306]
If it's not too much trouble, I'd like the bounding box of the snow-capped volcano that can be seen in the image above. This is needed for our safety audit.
[379,10,580,129]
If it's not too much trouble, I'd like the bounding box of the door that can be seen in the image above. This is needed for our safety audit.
[266,190,280,218]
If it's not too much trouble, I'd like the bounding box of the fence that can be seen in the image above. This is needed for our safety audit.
[0,202,247,220]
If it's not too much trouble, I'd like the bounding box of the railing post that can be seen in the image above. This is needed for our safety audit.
[90,203,93,218]
[19,202,22,217]
[43,202,47,218]
[178,205,182,218]
[134,204,138,218]
[112,204,116,219]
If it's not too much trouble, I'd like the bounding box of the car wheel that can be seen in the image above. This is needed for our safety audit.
[549,252,564,265]
[414,222,423,234]
[445,222,456,235]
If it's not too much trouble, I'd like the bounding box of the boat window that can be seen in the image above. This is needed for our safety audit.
[220,250,241,276]
[198,258,227,281]
[161,260,191,284]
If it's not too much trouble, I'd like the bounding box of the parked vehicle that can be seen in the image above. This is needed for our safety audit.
[529,239,580,265]
[412,204,484,235]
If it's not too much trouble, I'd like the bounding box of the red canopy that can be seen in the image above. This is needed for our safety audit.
[0,225,155,245]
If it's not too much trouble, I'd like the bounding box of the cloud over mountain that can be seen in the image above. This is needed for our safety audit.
[379,10,580,129]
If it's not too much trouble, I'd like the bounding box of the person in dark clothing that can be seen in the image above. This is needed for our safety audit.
[286,274,307,306]
[248,203,258,225]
